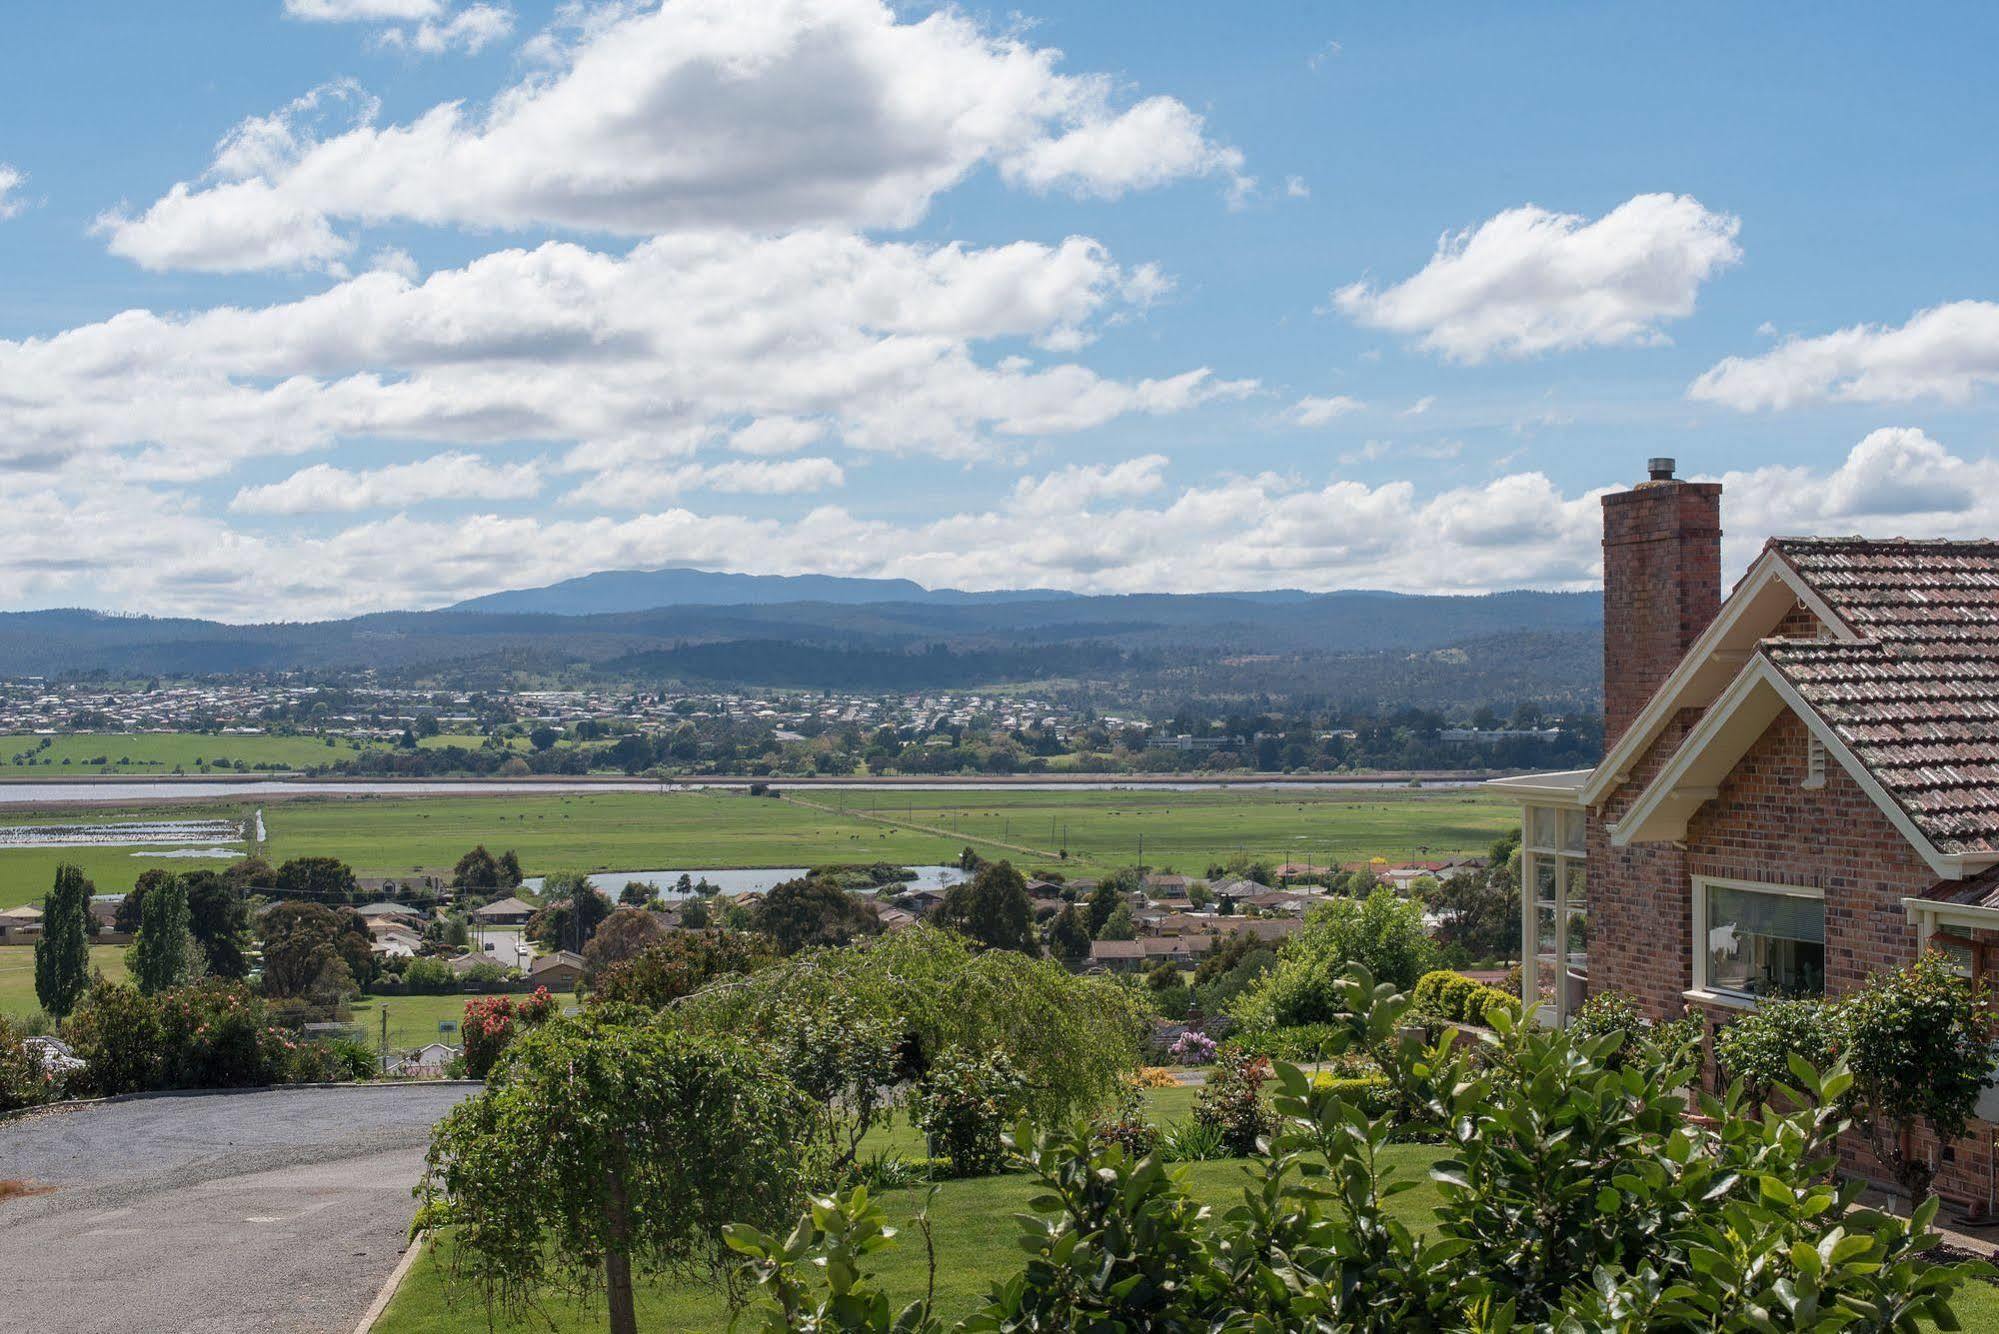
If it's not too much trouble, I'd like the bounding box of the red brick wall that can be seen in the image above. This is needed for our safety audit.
[1601,480,1723,748]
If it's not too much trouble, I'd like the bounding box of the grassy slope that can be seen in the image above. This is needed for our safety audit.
[0,788,1515,908]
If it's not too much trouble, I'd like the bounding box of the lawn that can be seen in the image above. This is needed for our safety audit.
[0,943,127,1018]
[0,786,1512,909]
[376,1081,1441,1334]
[346,993,489,1053]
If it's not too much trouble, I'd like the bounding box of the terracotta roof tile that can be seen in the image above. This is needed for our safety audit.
[1760,538,1999,856]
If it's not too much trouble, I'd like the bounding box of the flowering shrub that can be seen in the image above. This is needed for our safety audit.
[1128,1065,1179,1089]
[1166,1030,1216,1065]
[461,988,556,1079]
[1091,1085,1160,1158]
[0,1013,60,1113]
[909,1049,1027,1177]
[64,981,295,1095]
[1191,1044,1273,1156]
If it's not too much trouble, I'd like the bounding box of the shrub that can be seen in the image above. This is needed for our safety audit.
[66,981,295,1096]
[1167,1030,1216,1065]
[1307,1071,1394,1116]
[1091,1085,1160,1158]
[1191,1044,1273,1156]
[1231,1022,1340,1062]
[1713,995,1840,1107]
[909,1049,1027,1177]
[0,1012,60,1113]
[587,929,775,1009]
[1230,887,1436,1029]
[290,1036,378,1083]
[460,988,556,1079]
[1128,1065,1179,1089]
[1154,1117,1229,1162]
[402,956,458,995]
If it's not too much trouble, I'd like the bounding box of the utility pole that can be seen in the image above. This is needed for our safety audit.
[379,1005,388,1074]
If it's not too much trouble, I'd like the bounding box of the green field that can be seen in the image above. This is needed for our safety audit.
[0,786,1516,909]
[0,731,376,775]
[802,785,1511,871]
[0,944,128,1018]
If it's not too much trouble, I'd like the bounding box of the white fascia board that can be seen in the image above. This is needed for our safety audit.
[1581,549,1859,809]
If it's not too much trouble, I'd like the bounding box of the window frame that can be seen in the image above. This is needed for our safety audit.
[1520,801,1587,1026]
[1689,875,1826,1006]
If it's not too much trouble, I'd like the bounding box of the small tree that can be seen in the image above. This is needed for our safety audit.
[1095,901,1136,941]
[1842,951,1995,1202]
[932,859,1037,954]
[130,877,195,995]
[1044,904,1091,961]
[751,877,880,954]
[35,863,93,1020]
[419,1014,815,1334]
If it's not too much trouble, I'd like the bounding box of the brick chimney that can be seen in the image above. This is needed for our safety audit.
[1601,458,1722,747]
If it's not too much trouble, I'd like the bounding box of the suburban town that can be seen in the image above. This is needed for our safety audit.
[7,3,1999,1332]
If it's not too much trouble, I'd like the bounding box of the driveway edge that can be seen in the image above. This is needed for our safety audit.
[3,1079,484,1123]
[354,1230,430,1334]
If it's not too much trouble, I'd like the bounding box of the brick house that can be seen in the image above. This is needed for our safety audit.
[1492,457,1999,1214]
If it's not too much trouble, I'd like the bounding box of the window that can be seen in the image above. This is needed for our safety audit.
[1695,878,1825,1000]
[1521,802,1587,1025]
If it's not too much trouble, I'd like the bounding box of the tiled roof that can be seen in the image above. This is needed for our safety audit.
[1762,538,1999,856]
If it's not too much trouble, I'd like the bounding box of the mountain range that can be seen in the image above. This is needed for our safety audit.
[2,567,1604,705]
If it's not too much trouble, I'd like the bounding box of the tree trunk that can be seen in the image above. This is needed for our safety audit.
[604,1166,638,1334]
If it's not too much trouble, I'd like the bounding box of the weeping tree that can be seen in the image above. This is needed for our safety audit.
[34,864,93,1020]
[419,1012,815,1334]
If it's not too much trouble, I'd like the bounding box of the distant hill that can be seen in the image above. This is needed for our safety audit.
[447,567,1077,615]
[0,585,1602,707]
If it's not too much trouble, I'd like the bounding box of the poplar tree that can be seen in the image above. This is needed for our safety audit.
[34,863,92,1019]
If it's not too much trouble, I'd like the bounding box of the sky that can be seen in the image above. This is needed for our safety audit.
[4,1,1999,622]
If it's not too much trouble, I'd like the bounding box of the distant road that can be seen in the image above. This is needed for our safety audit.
[0,1085,473,1333]
[0,771,1498,807]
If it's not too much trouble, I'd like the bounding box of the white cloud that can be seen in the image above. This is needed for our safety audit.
[229,452,542,513]
[1008,454,1168,514]
[1307,40,1341,72]
[284,0,444,18]
[1339,439,1460,465]
[1287,394,1364,427]
[1400,395,1434,417]
[0,229,1248,481]
[107,0,1246,272]
[24,432,1999,620]
[0,165,26,220]
[380,3,514,54]
[1334,193,1742,362]
[1284,175,1310,199]
[1690,301,1999,410]
[730,417,828,456]
[562,457,846,508]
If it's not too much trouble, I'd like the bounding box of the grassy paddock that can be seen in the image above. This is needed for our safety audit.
[0,731,375,775]
[0,943,128,1018]
[0,786,1512,908]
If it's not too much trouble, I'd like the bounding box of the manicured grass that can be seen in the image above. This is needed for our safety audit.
[0,786,1509,908]
[346,993,488,1053]
[377,1082,1442,1334]
[0,943,127,1018]
[807,786,1514,870]
[0,731,376,775]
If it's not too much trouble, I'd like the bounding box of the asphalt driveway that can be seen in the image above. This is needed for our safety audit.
[0,1084,474,1334]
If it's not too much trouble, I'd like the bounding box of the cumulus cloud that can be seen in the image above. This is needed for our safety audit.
[107,0,1247,272]
[0,229,1247,480]
[730,417,828,456]
[229,452,542,513]
[284,0,445,18]
[0,165,26,220]
[1690,300,1999,410]
[561,457,846,508]
[379,3,513,54]
[1287,394,1364,427]
[1335,193,1742,362]
[20,432,1999,621]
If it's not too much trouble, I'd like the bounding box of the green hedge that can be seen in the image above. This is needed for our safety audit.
[1308,1073,1394,1116]
[1412,969,1518,1028]
[1232,1023,1342,1062]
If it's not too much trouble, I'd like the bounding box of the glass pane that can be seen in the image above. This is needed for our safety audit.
[1563,860,1587,910]
[1529,807,1558,850]
[1565,907,1589,965]
[1933,935,1976,979]
[1705,886,1825,997]
[1535,904,1558,958]
[1561,808,1586,853]
[1534,859,1557,908]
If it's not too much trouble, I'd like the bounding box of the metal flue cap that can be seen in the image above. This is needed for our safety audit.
[1647,457,1677,482]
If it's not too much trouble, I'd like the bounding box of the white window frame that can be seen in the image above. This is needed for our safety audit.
[1520,803,1587,1027]
[1688,875,1825,1008]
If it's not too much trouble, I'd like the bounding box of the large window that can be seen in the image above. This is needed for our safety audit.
[1694,878,1825,1000]
[1521,803,1587,1025]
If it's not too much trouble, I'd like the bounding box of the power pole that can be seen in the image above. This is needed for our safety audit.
[379,1005,388,1074]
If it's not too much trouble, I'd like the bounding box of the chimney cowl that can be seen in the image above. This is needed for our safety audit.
[1646,457,1677,482]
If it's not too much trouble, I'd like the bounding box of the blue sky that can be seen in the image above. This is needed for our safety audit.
[3,1,1997,620]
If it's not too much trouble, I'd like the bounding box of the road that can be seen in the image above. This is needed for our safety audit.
[0,1084,473,1334]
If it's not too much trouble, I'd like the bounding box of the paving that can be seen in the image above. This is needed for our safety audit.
[0,1084,474,1334]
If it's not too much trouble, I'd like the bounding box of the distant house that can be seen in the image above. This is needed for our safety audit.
[875,906,919,933]
[368,923,424,958]
[1210,879,1265,903]
[391,1042,461,1076]
[472,895,537,926]
[0,904,42,944]
[357,901,425,928]
[1087,939,1147,972]
[528,949,586,990]
[1225,918,1303,945]
[1142,874,1190,902]
[446,950,508,977]
[1143,934,1215,963]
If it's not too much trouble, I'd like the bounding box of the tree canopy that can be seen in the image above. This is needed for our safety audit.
[932,859,1037,954]
[34,863,92,1019]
